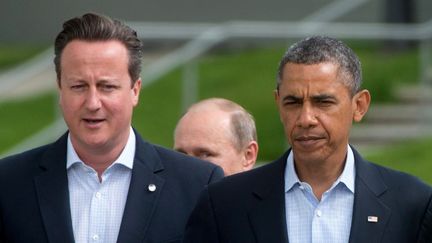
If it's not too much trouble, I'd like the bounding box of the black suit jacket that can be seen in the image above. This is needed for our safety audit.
[0,132,223,243]
[184,147,432,243]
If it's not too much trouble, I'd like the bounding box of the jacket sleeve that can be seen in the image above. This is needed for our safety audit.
[0,217,3,243]
[208,166,224,184]
[183,187,220,243]
[418,195,432,243]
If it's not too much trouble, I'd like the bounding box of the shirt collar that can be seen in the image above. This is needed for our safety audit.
[338,145,355,193]
[284,150,301,192]
[284,144,355,193]
[66,127,136,170]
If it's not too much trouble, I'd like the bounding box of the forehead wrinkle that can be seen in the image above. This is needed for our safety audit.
[282,77,345,98]
[312,93,335,99]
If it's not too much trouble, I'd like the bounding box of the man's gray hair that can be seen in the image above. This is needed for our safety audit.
[277,36,362,96]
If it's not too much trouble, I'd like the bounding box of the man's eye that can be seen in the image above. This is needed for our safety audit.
[101,85,117,91]
[71,85,85,90]
[198,152,213,159]
[318,100,334,106]
[283,100,300,106]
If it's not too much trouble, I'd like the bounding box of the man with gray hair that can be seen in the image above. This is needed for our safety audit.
[174,98,258,176]
[183,36,432,243]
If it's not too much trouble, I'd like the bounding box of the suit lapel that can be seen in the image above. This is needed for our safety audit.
[349,148,391,243]
[117,134,165,243]
[248,153,289,243]
[34,134,75,243]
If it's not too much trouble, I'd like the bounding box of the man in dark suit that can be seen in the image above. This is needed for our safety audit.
[0,13,223,243]
[183,36,432,243]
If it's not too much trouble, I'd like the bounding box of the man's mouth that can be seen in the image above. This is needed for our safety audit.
[295,136,323,141]
[83,118,105,124]
[294,135,325,148]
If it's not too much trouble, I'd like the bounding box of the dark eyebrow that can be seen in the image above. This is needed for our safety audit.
[97,80,115,84]
[282,95,302,102]
[311,94,336,101]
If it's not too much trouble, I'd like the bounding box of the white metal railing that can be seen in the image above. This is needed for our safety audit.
[0,48,54,102]
[128,20,432,41]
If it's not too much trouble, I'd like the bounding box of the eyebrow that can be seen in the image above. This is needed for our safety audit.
[195,147,215,154]
[282,95,301,102]
[97,79,118,84]
[311,94,336,101]
[282,94,336,101]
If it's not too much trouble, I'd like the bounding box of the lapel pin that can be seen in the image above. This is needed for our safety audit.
[367,216,378,223]
[148,184,156,192]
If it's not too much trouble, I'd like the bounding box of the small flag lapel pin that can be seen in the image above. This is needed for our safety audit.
[367,216,378,223]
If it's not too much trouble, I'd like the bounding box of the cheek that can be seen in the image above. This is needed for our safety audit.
[103,95,131,112]
[320,112,352,136]
[281,113,296,132]
[215,150,235,165]
[59,94,77,113]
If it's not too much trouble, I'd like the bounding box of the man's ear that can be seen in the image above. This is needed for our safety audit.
[353,89,371,122]
[132,78,142,106]
[274,89,279,103]
[242,141,258,170]
[274,89,282,120]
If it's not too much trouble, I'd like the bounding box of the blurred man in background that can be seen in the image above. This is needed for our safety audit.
[0,13,223,243]
[174,98,258,176]
[183,36,432,243]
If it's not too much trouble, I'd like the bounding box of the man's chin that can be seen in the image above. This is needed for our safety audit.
[293,148,328,163]
[75,135,111,151]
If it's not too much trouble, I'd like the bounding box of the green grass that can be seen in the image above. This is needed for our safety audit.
[0,44,48,71]
[133,69,183,147]
[0,93,56,154]
[358,48,419,103]
[365,138,432,185]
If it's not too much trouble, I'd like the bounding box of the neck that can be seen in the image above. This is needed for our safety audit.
[294,153,347,201]
[78,144,125,181]
[71,132,130,182]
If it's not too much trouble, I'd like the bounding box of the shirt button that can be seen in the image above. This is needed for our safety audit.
[316,210,322,217]
[95,192,102,199]
[92,234,99,241]
[299,185,304,190]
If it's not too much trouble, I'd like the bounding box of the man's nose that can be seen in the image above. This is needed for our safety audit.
[296,104,318,128]
[85,87,102,111]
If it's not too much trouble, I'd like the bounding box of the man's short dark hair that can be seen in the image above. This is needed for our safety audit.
[277,36,362,96]
[54,13,143,86]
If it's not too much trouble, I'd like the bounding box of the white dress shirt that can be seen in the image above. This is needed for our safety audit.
[67,127,135,243]
[284,145,355,243]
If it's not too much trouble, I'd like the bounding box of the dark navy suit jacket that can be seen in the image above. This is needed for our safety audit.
[184,147,432,243]
[0,132,223,243]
